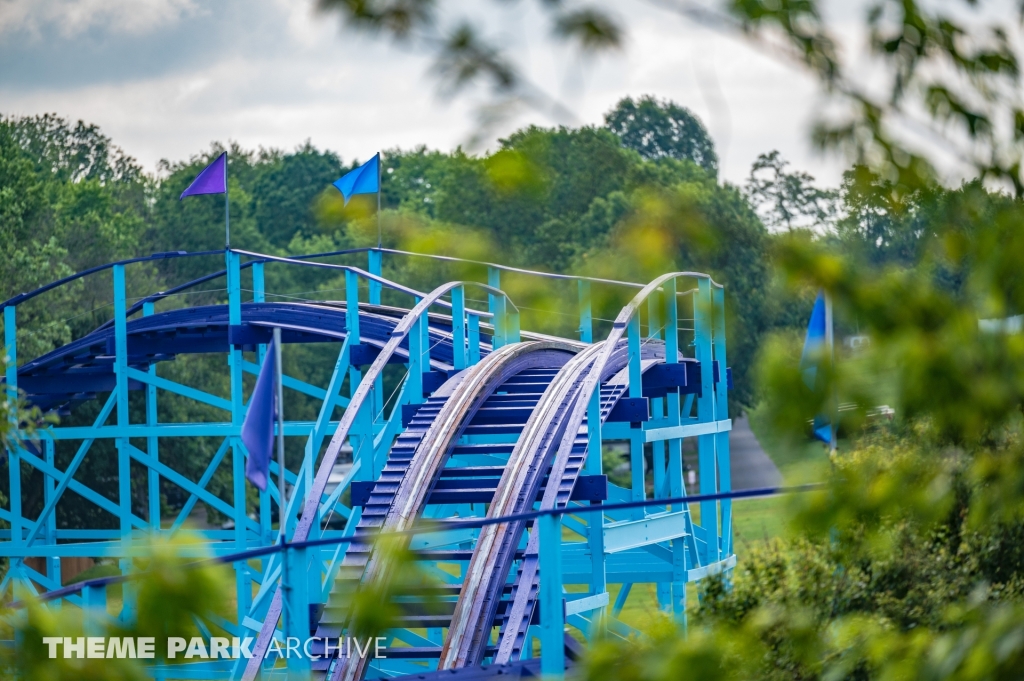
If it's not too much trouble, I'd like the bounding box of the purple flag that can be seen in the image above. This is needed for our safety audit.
[241,341,277,491]
[180,152,227,199]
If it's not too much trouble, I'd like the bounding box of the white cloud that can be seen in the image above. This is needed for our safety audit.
[0,0,847,187]
[0,0,199,38]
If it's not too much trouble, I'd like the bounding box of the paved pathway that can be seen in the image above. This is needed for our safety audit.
[729,415,782,490]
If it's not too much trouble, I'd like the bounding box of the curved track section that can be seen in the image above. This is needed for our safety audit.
[493,348,673,663]
[321,341,578,681]
[15,301,470,412]
[439,341,668,668]
[242,283,508,681]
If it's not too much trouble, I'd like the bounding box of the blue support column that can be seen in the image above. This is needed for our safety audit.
[368,250,382,305]
[694,279,718,564]
[649,289,670,614]
[508,305,520,344]
[663,280,683,512]
[252,263,271,545]
[82,584,107,636]
[648,293,667,502]
[663,279,688,624]
[346,270,361,343]
[627,315,645,510]
[227,250,251,620]
[488,267,502,349]
[468,313,481,365]
[143,302,160,533]
[112,264,135,621]
[578,280,592,344]
[585,389,606,625]
[421,303,432,372]
[452,286,467,371]
[253,262,266,304]
[538,512,565,679]
[5,306,21,554]
[44,438,59,584]
[407,313,424,405]
[285,544,311,674]
[712,285,732,558]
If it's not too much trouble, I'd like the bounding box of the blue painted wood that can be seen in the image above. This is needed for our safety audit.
[285,544,311,674]
[713,285,732,559]
[627,316,645,508]
[695,278,718,565]
[4,253,735,679]
[369,249,383,305]
[5,305,20,555]
[453,286,467,370]
[226,250,251,620]
[607,397,649,423]
[469,313,481,365]
[578,280,592,343]
[538,511,565,678]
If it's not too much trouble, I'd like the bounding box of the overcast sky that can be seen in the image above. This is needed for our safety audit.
[0,0,846,186]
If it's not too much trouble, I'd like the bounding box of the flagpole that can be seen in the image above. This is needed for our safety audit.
[273,327,286,532]
[825,291,837,454]
[376,152,382,249]
[224,152,230,248]
[271,327,294,650]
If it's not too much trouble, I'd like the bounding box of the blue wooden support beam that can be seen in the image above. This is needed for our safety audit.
[712,285,732,559]
[18,445,148,532]
[241,361,334,403]
[43,439,58,583]
[539,511,565,679]
[627,315,645,514]
[127,445,260,533]
[603,510,690,553]
[452,286,467,371]
[644,419,732,442]
[43,420,343,439]
[694,278,718,564]
[4,305,19,558]
[112,263,137,621]
[488,267,503,348]
[663,277,688,624]
[142,302,161,534]
[22,393,118,547]
[578,280,592,343]
[368,249,383,305]
[284,544,311,675]
[226,249,251,619]
[126,367,232,411]
[468,313,481,365]
[585,388,607,630]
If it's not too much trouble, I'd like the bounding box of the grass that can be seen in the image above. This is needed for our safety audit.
[730,404,832,548]
[608,403,833,626]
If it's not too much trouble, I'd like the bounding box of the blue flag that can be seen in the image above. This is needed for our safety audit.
[332,153,379,205]
[180,152,227,199]
[241,341,277,491]
[800,291,832,443]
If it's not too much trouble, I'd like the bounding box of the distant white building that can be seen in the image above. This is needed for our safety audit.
[979,315,1024,334]
[844,335,870,350]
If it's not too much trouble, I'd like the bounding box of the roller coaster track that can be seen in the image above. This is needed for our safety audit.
[323,340,577,681]
[4,248,729,681]
[303,273,710,681]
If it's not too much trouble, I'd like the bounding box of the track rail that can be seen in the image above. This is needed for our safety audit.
[325,341,577,681]
[242,281,517,681]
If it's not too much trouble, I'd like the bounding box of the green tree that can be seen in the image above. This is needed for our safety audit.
[745,150,837,232]
[604,95,719,177]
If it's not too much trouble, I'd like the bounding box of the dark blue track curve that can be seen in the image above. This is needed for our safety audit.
[13,302,489,411]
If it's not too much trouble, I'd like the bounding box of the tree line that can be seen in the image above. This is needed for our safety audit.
[0,96,950,531]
